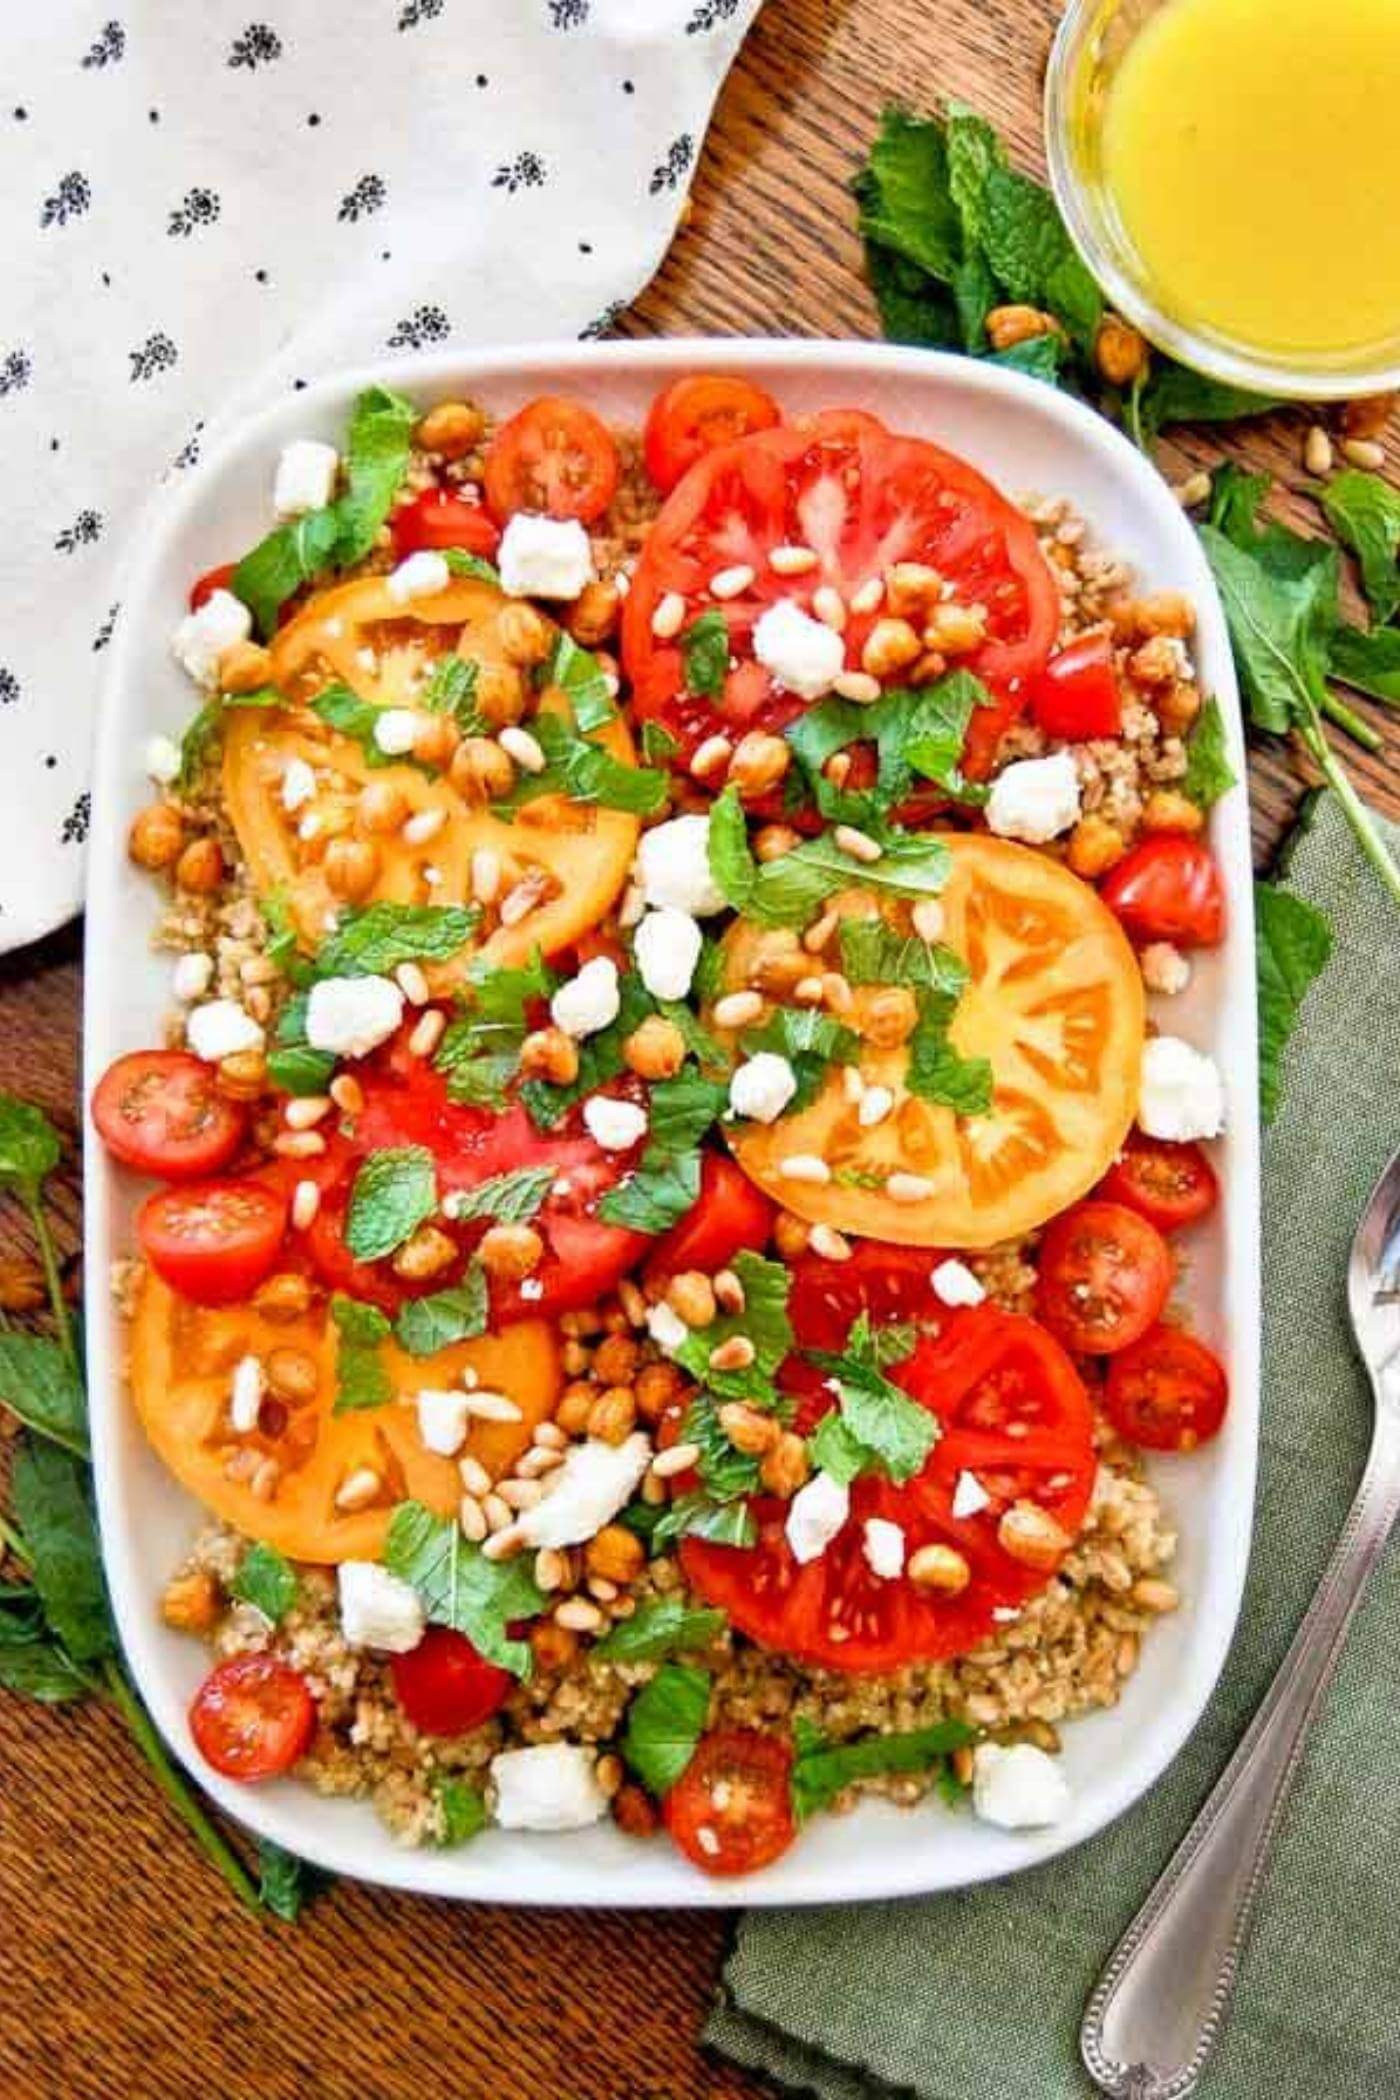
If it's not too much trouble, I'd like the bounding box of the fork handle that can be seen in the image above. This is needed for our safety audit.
[1081,1410,1400,2100]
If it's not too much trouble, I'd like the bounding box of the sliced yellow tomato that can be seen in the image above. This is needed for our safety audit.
[224,573,640,976]
[709,834,1145,1249]
[129,1270,561,1562]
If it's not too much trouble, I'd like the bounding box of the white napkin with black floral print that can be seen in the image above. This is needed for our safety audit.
[0,0,762,955]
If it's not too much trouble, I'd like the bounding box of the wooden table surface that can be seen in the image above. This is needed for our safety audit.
[2,4,1396,2094]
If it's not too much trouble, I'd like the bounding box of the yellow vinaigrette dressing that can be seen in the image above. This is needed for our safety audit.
[1101,0,1400,360]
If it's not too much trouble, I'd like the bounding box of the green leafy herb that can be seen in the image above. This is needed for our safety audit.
[0,1333,89,1459]
[0,1640,91,1704]
[1255,881,1333,1123]
[345,1145,438,1261]
[267,1043,338,1096]
[255,1838,327,1922]
[597,1151,702,1234]
[786,673,990,828]
[309,683,420,770]
[518,969,653,1131]
[312,901,479,979]
[393,1268,488,1355]
[433,1777,490,1847]
[747,828,952,927]
[805,1317,940,1483]
[620,1663,712,1796]
[0,1096,63,1195]
[544,631,615,731]
[674,1250,793,1403]
[650,1491,758,1550]
[330,1294,393,1413]
[1331,621,1400,705]
[233,506,343,639]
[806,1408,870,1488]
[641,720,680,765]
[681,610,731,699]
[1180,695,1238,810]
[680,1390,764,1503]
[433,947,558,1109]
[445,1165,553,1226]
[496,712,669,817]
[1134,366,1279,444]
[421,653,484,732]
[645,1070,730,1158]
[706,786,759,912]
[837,917,967,994]
[333,384,420,562]
[1322,470,1400,625]
[384,1501,544,1676]
[906,1000,994,1115]
[230,1542,299,1626]
[593,1598,728,1663]
[11,1441,113,1665]
[738,1006,862,1114]
[441,548,501,585]
[790,1715,977,1821]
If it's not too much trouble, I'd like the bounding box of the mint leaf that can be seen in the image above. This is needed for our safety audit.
[1322,470,1400,624]
[334,384,419,563]
[1208,461,1272,541]
[393,1268,488,1355]
[330,1294,392,1413]
[620,1663,711,1796]
[681,611,731,699]
[748,829,951,926]
[856,106,964,278]
[906,1000,994,1115]
[0,1639,90,1704]
[518,970,653,1131]
[1331,622,1400,705]
[0,1095,62,1196]
[345,1145,438,1261]
[12,1440,113,1665]
[738,1006,862,1113]
[674,1250,793,1403]
[233,506,342,639]
[0,1334,89,1458]
[680,1390,764,1503]
[837,917,968,994]
[1137,367,1279,441]
[442,549,500,585]
[644,1071,729,1159]
[805,1332,938,1483]
[598,1151,702,1234]
[707,786,758,911]
[312,901,478,979]
[310,683,425,771]
[978,161,1101,342]
[433,1777,490,1846]
[256,1838,327,1920]
[807,1409,869,1487]
[1255,881,1332,1123]
[267,1043,338,1096]
[544,632,615,732]
[786,674,989,828]
[641,720,680,765]
[650,1491,757,1550]
[422,654,484,732]
[230,1542,298,1626]
[594,1598,727,1663]
[791,1717,976,1821]
[496,713,668,817]
[1180,695,1237,810]
[445,1166,553,1226]
[384,1501,544,1676]
[1198,524,1338,738]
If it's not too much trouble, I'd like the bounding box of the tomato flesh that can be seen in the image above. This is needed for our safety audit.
[391,487,500,560]
[788,1240,944,1354]
[1105,1324,1228,1451]
[663,1728,796,1876]
[1031,633,1123,740]
[645,1151,774,1282]
[1098,1133,1219,1233]
[1036,1200,1174,1355]
[92,1050,246,1181]
[622,422,1059,776]
[483,394,619,523]
[682,1307,1096,1670]
[643,375,783,494]
[138,1178,288,1306]
[390,1626,512,1737]
[1100,836,1225,948]
[190,562,237,611]
[189,1653,316,1780]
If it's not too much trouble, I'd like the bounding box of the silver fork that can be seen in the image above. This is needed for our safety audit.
[1081,1145,1400,2100]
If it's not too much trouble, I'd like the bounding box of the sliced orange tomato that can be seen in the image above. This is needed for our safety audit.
[129,1269,561,1562]
[223,573,641,974]
[706,835,1145,1249]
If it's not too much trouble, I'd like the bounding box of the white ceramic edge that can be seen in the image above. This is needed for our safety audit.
[84,337,1260,1909]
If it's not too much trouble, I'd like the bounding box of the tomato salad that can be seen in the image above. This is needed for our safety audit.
[99,376,1231,1873]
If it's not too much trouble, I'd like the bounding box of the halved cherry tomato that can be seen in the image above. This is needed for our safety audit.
[1036,1200,1173,1355]
[189,1653,316,1780]
[1031,633,1123,740]
[190,561,237,611]
[683,1307,1096,1671]
[643,375,783,494]
[390,486,500,560]
[645,1152,774,1282]
[1105,1324,1229,1451]
[1100,836,1225,949]
[483,395,619,523]
[788,1240,943,1354]
[138,1178,288,1306]
[390,1627,512,1737]
[92,1050,246,1181]
[1098,1133,1219,1233]
[622,423,1059,775]
[663,1728,796,1876]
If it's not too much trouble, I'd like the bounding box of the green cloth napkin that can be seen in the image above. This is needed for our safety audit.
[710,793,1400,2100]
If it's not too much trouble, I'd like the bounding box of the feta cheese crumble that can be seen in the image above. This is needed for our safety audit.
[498,513,595,602]
[145,734,181,785]
[862,1517,906,1579]
[490,1743,608,1832]
[951,1470,991,1520]
[646,1301,689,1356]
[280,756,317,813]
[1137,1035,1225,1142]
[582,1096,648,1152]
[729,1052,798,1125]
[337,1562,425,1654]
[785,1471,850,1566]
[273,439,339,520]
[633,907,702,1002]
[985,752,1082,845]
[752,599,846,701]
[550,956,621,1039]
[171,590,252,690]
[971,1742,1071,1830]
[305,974,405,1059]
[1140,941,1192,997]
[171,952,213,1003]
[516,1434,652,1550]
[415,1389,472,1458]
[931,1258,985,1308]
[185,1000,265,1063]
[635,814,727,917]
[371,708,421,757]
[386,551,451,604]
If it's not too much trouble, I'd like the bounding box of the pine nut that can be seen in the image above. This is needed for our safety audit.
[709,564,755,600]
[283,1094,332,1130]
[911,898,945,942]
[481,1491,513,1531]
[1130,1576,1180,1614]
[554,1596,604,1632]
[458,1454,493,1497]
[499,726,546,774]
[692,734,734,782]
[406,1008,445,1060]
[849,578,884,615]
[402,806,446,847]
[1304,425,1334,476]
[832,670,881,704]
[712,1268,745,1313]
[1341,438,1386,470]
[291,1179,321,1230]
[586,1575,619,1603]
[463,1390,523,1424]
[499,878,545,928]
[833,824,883,864]
[534,1547,572,1591]
[793,974,826,1006]
[334,1466,382,1512]
[650,591,687,640]
[886,1171,935,1203]
[482,1524,526,1561]
[273,1131,327,1160]
[809,1223,851,1261]
[1172,472,1211,510]
[458,1495,488,1543]
[812,585,846,631]
[778,1154,831,1184]
[907,1542,971,1594]
[330,1073,365,1114]
[769,544,818,575]
[713,990,765,1029]
[858,1085,894,1128]
[841,1064,866,1105]
[709,1334,756,1373]
[532,1420,567,1450]
[651,1442,701,1479]
[802,909,840,954]
[471,848,502,904]
[516,1444,565,1478]
[497,1476,544,1511]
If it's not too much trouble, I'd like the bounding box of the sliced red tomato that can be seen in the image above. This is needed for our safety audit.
[1031,633,1123,740]
[644,1152,774,1282]
[1100,836,1226,948]
[297,1030,650,1320]
[662,1728,796,1876]
[188,1653,316,1780]
[483,395,619,524]
[190,561,237,611]
[643,375,783,494]
[389,1627,512,1737]
[1098,1133,1219,1233]
[622,422,1059,775]
[788,1240,945,1354]
[682,1306,1096,1671]
[138,1178,288,1306]
[1105,1324,1228,1451]
[390,487,500,560]
[1036,1200,1173,1355]
[92,1050,246,1181]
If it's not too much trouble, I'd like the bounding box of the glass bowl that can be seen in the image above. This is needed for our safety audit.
[1044,0,1400,402]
